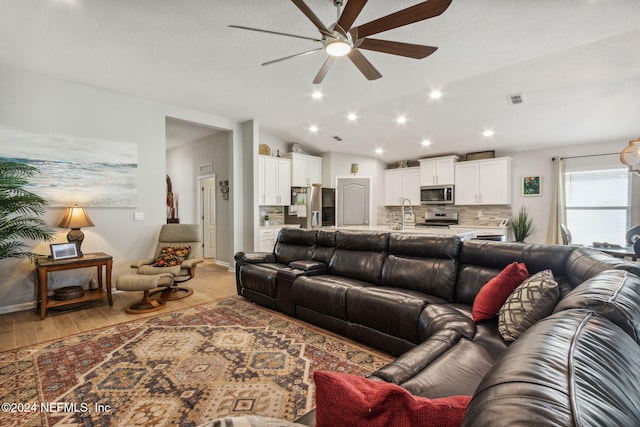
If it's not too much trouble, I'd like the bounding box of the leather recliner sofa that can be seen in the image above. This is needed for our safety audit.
[235,228,640,425]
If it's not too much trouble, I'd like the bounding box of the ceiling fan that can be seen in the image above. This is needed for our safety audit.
[229,0,453,84]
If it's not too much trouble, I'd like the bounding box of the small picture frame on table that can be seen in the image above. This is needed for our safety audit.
[50,243,79,260]
[522,176,542,196]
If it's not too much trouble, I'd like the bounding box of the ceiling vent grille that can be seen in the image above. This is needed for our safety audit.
[506,93,526,105]
[199,162,213,174]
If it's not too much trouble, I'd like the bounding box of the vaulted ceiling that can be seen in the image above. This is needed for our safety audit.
[1,1,639,162]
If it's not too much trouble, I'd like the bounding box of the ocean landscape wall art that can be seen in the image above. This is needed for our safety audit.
[0,125,138,207]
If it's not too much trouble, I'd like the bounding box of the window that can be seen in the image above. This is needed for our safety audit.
[564,154,631,246]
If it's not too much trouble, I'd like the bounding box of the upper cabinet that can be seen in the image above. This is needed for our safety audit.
[384,167,420,206]
[419,155,459,186]
[284,153,322,187]
[454,157,512,205]
[258,155,291,206]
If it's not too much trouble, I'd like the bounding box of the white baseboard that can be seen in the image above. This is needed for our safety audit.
[0,301,36,315]
[215,260,234,272]
[0,289,126,315]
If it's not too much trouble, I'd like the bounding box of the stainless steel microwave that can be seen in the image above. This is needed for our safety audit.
[420,185,454,205]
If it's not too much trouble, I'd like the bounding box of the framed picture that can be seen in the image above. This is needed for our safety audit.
[522,176,542,196]
[50,242,79,260]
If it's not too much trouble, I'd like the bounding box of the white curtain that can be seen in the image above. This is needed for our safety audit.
[546,157,566,244]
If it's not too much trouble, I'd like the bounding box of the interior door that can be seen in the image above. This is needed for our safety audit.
[337,177,370,227]
[201,176,216,258]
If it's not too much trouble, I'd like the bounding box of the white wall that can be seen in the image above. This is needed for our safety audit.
[505,139,632,243]
[0,64,244,312]
[167,132,232,264]
[259,132,290,158]
[321,152,387,224]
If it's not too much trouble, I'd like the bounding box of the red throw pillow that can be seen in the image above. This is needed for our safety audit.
[314,371,471,427]
[472,262,529,322]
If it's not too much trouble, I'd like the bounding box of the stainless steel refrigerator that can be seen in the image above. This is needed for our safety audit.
[285,184,324,229]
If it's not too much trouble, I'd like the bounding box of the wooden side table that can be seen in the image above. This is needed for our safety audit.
[35,252,113,320]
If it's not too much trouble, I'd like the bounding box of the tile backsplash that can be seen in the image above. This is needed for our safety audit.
[259,206,285,226]
[379,205,512,226]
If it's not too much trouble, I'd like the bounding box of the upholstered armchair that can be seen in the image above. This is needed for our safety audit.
[131,224,204,300]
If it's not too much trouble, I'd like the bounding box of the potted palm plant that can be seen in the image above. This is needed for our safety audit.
[511,206,534,243]
[0,161,54,260]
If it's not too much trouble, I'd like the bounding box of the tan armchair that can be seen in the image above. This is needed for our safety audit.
[131,224,204,300]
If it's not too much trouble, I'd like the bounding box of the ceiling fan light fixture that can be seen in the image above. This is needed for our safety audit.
[325,39,352,57]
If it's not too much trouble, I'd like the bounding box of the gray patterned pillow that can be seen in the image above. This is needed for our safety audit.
[498,269,560,341]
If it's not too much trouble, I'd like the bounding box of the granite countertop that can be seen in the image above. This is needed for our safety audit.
[453,224,508,229]
[259,224,301,229]
[334,225,475,238]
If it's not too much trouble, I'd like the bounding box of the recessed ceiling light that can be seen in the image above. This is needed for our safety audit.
[483,129,494,137]
[429,90,442,99]
[396,116,407,124]
[375,148,384,154]
[309,125,319,133]
[311,91,323,99]
[421,139,432,147]
[347,112,358,121]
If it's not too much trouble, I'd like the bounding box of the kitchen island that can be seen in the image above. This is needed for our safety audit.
[331,225,476,240]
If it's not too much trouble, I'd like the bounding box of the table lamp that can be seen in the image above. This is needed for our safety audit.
[57,205,95,256]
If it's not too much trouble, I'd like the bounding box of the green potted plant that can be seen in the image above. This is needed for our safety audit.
[511,206,534,243]
[0,161,54,260]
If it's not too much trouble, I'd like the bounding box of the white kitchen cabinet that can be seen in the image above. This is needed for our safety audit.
[258,227,276,252]
[454,157,512,205]
[284,153,322,187]
[256,226,300,252]
[258,155,291,206]
[384,167,420,206]
[419,155,459,186]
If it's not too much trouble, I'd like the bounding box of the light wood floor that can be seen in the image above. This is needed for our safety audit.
[0,260,238,352]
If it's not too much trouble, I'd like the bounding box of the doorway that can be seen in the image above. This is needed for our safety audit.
[336,177,371,227]
[199,175,216,259]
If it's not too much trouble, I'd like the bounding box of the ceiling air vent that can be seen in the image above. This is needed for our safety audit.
[199,162,213,174]
[506,93,526,106]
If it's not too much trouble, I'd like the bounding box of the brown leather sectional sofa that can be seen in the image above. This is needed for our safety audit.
[234,228,640,425]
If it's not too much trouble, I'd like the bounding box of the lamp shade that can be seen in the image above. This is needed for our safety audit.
[57,205,95,229]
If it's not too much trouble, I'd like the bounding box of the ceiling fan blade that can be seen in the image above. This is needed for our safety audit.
[348,49,382,81]
[229,25,323,42]
[312,57,336,84]
[262,48,323,66]
[337,0,368,32]
[291,0,332,36]
[358,38,437,59]
[355,0,453,38]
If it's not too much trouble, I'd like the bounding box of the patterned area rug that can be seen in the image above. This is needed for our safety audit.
[1,298,392,426]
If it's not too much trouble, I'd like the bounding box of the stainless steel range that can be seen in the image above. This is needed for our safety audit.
[415,211,459,228]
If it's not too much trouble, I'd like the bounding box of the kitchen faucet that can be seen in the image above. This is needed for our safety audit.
[401,198,413,231]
